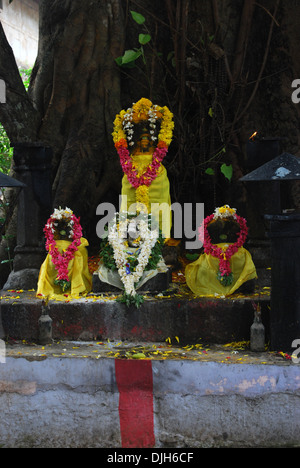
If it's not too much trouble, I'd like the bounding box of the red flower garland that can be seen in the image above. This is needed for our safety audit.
[199,213,248,285]
[44,212,82,291]
[117,140,168,188]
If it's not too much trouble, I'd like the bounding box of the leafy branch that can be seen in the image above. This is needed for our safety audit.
[116,11,151,67]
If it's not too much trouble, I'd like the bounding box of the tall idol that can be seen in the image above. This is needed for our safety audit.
[112,98,174,238]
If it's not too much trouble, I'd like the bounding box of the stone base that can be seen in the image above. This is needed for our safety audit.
[92,269,172,293]
[3,268,40,290]
[0,289,271,346]
[13,246,46,271]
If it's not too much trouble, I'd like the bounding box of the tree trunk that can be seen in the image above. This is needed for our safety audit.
[0,0,125,283]
[1,0,126,211]
[32,0,125,224]
[0,22,39,142]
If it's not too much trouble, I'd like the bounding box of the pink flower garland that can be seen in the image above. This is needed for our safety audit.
[199,213,248,284]
[44,213,82,289]
[116,140,168,188]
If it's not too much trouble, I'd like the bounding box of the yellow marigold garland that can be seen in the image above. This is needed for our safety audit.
[112,98,174,191]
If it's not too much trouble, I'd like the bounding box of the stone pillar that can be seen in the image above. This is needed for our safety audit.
[4,143,52,290]
[266,213,300,352]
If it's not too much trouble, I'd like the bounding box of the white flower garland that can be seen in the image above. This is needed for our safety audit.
[122,104,160,147]
[108,213,159,297]
[213,205,237,220]
[45,207,76,237]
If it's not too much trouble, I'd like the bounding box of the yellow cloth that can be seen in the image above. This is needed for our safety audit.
[120,153,171,238]
[37,238,92,299]
[185,244,257,297]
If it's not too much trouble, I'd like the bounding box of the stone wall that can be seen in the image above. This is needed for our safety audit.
[0,350,299,448]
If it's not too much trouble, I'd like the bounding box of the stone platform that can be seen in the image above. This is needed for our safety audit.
[1,265,298,449]
[0,275,271,345]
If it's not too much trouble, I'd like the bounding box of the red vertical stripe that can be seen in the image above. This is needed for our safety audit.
[115,360,155,448]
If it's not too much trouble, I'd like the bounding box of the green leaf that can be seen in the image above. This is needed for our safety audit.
[120,49,142,64]
[139,33,151,45]
[205,167,215,176]
[220,163,233,181]
[130,11,146,24]
[115,56,123,65]
[208,107,214,118]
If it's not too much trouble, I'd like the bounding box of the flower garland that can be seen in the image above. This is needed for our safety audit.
[199,205,248,286]
[44,207,82,292]
[107,212,160,307]
[112,98,174,190]
[136,185,150,212]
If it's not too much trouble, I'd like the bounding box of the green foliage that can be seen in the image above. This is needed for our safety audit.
[19,68,32,90]
[139,33,151,45]
[147,230,164,270]
[204,147,233,182]
[99,241,117,270]
[116,11,151,67]
[0,67,32,175]
[99,226,164,273]
[54,278,71,292]
[220,163,233,181]
[116,291,144,308]
[217,271,234,286]
[0,125,13,174]
[130,11,145,25]
[208,107,214,118]
[0,67,32,269]
[116,49,142,66]
[205,167,215,176]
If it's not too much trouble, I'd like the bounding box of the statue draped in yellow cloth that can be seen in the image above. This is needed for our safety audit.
[37,207,92,299]
[112,98,174,238]
[185,205,257,296]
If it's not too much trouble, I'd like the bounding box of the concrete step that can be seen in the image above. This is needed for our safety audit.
[0,339,298,448]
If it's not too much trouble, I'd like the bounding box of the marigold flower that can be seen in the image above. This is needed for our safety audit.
[112,98,173,189]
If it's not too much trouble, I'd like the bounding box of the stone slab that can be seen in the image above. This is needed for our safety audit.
[0,288,271,345]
